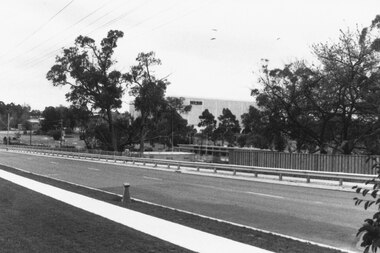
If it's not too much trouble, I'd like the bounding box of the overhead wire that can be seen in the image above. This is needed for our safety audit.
[16,0,75,48]
[3,0,212,104]
[0,0,112,68]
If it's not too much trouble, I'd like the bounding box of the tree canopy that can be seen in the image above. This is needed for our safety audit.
[46,30,126,151]
[252,19,380,154]
[124,51,170,152]
[215,108,241,146]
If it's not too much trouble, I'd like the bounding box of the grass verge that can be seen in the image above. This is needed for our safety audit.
[0,164,349,253]
[0,177,192,253]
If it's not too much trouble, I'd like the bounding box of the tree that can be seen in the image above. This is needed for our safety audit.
[124,52,169,153]
[0,102,31,130]
[216,108,241,146]
[198,109,216,145]
[254,20,380,154]
[241,105,286,150]
[148,97,192,148]
[46,30,126,151]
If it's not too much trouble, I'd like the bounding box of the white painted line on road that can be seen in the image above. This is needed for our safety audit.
[246,191,285,199]
[189,183,285,199]
[50,161,58,165]
[143,176,162,181]
[87,167,100,171]
[0,169,273,253]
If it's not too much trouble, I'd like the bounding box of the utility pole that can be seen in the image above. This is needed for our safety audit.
[59,119,63,148]
[171,109,174,152]
[29,126,32,146]
[7,113,10,146]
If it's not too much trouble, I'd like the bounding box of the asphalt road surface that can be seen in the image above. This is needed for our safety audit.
[0,150,370,252]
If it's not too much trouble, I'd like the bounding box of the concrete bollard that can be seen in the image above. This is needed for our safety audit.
[122,183,131,204]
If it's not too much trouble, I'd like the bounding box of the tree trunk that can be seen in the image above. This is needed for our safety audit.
[139,113,146,154]
[106,108,117,151]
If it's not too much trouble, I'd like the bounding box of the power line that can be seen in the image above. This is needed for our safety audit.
[16,0,75,48]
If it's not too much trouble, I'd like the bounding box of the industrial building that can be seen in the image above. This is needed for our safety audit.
[129,96,255,129]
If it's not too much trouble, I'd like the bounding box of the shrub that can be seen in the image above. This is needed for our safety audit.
[47,130,62,141]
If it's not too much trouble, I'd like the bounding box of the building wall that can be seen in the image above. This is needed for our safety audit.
[129,96,255,129]
[180,97,254,128]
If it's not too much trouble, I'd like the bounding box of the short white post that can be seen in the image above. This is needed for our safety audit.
[122,183,131,204]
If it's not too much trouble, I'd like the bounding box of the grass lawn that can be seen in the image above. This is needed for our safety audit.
[0,131,86,148]
[0,164,349,253]
[0,177,192,253]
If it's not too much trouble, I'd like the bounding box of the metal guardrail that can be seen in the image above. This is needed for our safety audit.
[1,145,375,186]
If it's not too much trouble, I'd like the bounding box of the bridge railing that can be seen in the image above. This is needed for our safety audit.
[2,145,375,186]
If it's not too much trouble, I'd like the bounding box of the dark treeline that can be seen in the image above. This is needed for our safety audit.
[0,101,38,130]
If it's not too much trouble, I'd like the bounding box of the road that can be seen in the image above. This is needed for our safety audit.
[0,150,369,252]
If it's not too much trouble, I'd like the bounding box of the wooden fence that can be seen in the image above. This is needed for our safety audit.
[229,149,380,174]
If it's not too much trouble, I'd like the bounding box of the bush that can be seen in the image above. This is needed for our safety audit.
[47,130,62,141]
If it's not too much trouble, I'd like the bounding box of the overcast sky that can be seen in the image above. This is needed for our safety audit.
[0,0,379,111]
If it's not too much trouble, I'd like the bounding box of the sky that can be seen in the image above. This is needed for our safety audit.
[0,0,379,111]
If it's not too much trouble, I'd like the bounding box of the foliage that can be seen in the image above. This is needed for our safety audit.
[46,30,126,151]
[0,101,31,130]
[215,108,241,145]
[147,97,192,148]
[353,156,380,253]
[241,106,286,151]
[80,112,132,151]
[353,15,380,253]
[41,106,65,132]
[198,109,216,144]
[124,51,169,153]
[47,130,62,141]
[253,20,380,154]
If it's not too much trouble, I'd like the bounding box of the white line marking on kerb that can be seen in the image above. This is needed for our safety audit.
[143,176,162,181]
[87,167,100,171]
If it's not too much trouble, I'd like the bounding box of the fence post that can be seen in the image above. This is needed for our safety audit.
[279,174,283,181]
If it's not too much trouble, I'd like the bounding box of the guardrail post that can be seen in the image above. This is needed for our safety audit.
[306,176,310,183]
[339,178,343,186]
[233,170,236,176]
[197,167,200,172]
[279,174,283,181]
[214,167,217,173]
[254,172,258,177]
[122,183,131,204]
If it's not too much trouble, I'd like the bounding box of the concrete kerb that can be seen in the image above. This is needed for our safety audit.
[0,163,358,253]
